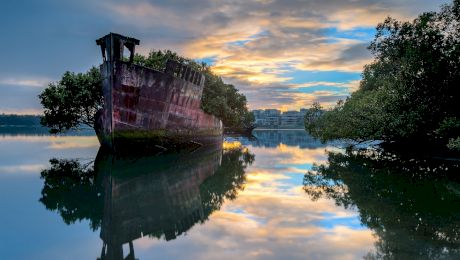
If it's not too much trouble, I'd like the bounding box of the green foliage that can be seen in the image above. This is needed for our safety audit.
[448,137,460,151]
[39,67,103,133]
[200,68,254,128]
[305,0,460,150]
[304,102,323,137]
[131,50,194,71]
[136,50,254,129]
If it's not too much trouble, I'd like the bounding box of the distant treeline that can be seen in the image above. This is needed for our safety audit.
[0,114,41,126]
[0,114,94,136]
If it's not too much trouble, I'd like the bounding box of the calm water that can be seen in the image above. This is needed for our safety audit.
[1,130,459,259]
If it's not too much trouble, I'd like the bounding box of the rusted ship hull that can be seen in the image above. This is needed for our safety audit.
[95,33,222,151]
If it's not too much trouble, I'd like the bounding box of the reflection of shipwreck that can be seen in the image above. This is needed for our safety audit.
[97,146,222,259]
[95,33,222,151]
[39,144,252,260]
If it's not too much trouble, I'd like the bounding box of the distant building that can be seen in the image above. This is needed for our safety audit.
[300,108,308,115]
[251,109,307,129]
[281,111,303,127]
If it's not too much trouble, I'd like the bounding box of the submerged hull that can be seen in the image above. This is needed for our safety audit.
[95,33,222,151]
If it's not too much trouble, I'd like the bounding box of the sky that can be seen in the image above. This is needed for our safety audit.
[0,0,449,114]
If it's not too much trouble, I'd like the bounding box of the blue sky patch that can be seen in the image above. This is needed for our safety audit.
[322,27,376,42]
[227,40,251,47]
[195,56,218,66]
[283,70,361,84]
[296,85,347,94]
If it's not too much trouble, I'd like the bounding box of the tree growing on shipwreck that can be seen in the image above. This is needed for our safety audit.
[39,41,254,134]
[38,67,103,133]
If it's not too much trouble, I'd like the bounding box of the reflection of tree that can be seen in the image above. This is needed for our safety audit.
[40,158,104,231]
[200,147,254,218]
[303,149,460,259]
[39,144,254,259]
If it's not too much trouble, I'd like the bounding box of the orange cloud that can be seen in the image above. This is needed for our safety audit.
[101,0,443,111]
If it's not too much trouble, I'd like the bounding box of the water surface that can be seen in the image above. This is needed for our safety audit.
[1,130,459,259]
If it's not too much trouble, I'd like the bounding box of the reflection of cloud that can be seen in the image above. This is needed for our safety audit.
[0,135,99,150]
[249,144,338,166]
[46,137,100,150]
[0,135,100,184]
[134,182,375,259]
[246,170,290,183]
[211,144,375,257]
[131,141,376,259]
[222,141,242,150]
[0,136,54,142]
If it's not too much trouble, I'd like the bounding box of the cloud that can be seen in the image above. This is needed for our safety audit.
[0,0,448,113]
[0,164,46,174]
[102,0,406,109]
[0,77,51,87]
[111,0,447,109]
[0,108,43,115]
[0,84,45,115]
[293,42,373,72]
[225,78,354,110]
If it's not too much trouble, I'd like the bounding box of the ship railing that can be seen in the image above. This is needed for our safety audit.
[165,60,205,87]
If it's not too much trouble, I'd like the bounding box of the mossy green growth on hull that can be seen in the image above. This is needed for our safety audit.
[97,128,223,154]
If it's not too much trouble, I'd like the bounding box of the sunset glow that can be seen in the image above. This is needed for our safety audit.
[0,0,448,112]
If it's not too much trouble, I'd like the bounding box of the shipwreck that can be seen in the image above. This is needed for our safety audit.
[95,33,223,152]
